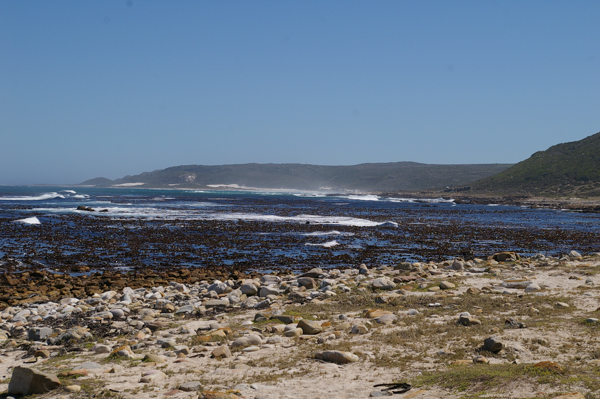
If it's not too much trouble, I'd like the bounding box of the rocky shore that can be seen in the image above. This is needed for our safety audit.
[1,251,599,398]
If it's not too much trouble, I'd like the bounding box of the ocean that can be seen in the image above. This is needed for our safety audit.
[1,186,599,273]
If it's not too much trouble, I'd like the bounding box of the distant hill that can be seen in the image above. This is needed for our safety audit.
[80,162,512,192]
[473,132,600,196]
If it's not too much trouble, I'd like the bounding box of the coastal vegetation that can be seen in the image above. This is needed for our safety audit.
[473,132,600,197]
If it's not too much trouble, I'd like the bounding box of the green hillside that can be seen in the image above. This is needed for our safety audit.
[473,132,600,196]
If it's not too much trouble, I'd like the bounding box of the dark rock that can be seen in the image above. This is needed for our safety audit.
[299,268,324,279]
[505,318,527,329]
[297,277,316,289]
[8,366,61,395]
[482,336,504,353]
[492,252,520,262]
[28,327,53,342]
[297,319,323,335]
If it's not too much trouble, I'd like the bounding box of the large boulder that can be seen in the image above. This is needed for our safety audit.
[297,319,323,335]
[8,366,61,395]
[371,278,396,290]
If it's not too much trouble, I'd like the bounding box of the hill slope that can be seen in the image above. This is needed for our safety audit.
[473,132,600,196]
[81,162,512,192]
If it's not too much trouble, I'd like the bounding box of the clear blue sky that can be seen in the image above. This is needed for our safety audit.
[1,1,599,185]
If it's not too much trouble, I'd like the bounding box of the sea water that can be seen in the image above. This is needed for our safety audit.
[0,186,599,271]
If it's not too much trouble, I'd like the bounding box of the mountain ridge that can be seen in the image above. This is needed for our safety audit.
[81,161,512,192]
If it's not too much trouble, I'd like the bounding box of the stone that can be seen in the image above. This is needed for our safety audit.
[174,346,190,356]
[66,385,81,392]
[473,355,488,364]
[175,305,195,314]
[283,328,302,337]
[505,318,527,329]
[242,345,260,352]
[394,275,419,283]
[466,287,481,295]
[158,338,177,348]
[110,308,125,318]
[492,252,520,262]
[240,283,258,296]
[28,327,53,341]
[297,319,323,335]
[259,286,279,297]
[33,349,50,358]
[260,275,281,284]
[8,366,61,395]
[297,277,317,289]
[451,260,464,270]
[204,299,229,308]
[315,350,359,364]
[482,336,504,353]
[440,281,455,290]
[143,354,166,363]
[371,278,396,290]
[110,345,135,358]
[524,283,541,292]
[568,250,583,259]
[299,268,325,279]
[211,345,231,360]
[179,381,203,392]
[140,370,168,383]
[365,309,393,319]
[375,314,396,325]
[556,302,570,308]
[231,334,262,348]
[93,344,112,354]
[350,324,369,334]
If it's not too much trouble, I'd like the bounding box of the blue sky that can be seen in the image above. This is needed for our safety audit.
[1,1,599,184]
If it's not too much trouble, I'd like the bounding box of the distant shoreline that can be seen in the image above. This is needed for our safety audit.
[4,183,600,212]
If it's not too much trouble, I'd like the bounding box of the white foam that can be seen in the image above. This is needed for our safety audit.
[113,182,146,187]
[306,240,339,248]
[206,184,243,188]
[341,195,380,201]
[72,194,90,199]
[301,230,355,236]
[388,197,454,204]
[13,216,41,225]
[0,192,65,201]
[60,190,77,194]
[28,205,397,227]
